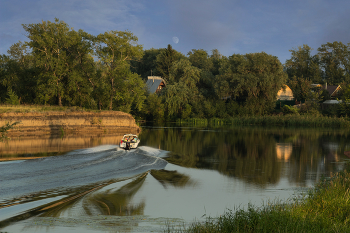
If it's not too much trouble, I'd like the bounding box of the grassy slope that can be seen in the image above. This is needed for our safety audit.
[0,104,92,113]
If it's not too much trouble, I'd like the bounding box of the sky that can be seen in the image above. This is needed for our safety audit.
[1,0,350,64]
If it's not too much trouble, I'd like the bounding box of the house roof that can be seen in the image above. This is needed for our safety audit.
[324,85,340,96]
[311,84,341,97]
[146,76,165,93]
[277,85,294,100]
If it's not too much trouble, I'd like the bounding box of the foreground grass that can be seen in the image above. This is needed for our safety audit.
[166,169,350,233]
[179,115,350,128]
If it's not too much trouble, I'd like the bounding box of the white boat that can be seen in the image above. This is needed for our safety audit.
[119,134,140,150]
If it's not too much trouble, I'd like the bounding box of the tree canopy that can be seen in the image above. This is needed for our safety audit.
[2,18,350,120]
[215,52,287,115]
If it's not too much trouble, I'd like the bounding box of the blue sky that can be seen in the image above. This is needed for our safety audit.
[1,0,349,64]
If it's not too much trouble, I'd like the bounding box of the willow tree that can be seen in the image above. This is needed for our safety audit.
[215,52,287,115]
[162,59,201,119]
[94,30,145,111]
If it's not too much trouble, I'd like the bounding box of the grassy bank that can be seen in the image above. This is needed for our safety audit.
[178,115,350,128]
[166,167,350,233]
[0,104,92,113]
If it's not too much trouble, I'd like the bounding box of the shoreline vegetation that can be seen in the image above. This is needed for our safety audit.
[166,165,350,233]
[178,115,350,128]
[1,104,350,129]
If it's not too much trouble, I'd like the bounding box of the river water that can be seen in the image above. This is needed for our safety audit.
[1,124,350,232]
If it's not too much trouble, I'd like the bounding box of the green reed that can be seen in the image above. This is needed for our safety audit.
[179,115,350,128]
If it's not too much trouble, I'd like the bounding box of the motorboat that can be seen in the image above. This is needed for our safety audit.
[120,134,140,150]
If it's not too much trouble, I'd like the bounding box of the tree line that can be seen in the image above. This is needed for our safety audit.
[1,19,350,120]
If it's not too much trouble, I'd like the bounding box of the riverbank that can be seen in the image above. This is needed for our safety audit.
[167,165,350,232]
[0,105,140,137]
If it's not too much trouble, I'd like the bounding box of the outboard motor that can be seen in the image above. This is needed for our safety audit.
[125,142,131,150]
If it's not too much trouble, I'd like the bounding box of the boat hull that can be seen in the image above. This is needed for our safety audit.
[120,141,139,150]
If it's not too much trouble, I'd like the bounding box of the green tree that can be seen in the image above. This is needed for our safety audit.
[156,44,184,82]
[114,72,146,114]
[5,88,20,105]
[284,44,322,83]
[168,59,200,88]
[64,30,96,108]
[0,54,11,102]
[198,69,216,99]
[287,75,312,101]
[187,49,218,100]
[215,52,287,115]
[162,82,193,119]
[143,93,165,121]
[317,41,350,85]
[23,18,94,107]
[162,59,203,119]
[187,49,213,71]
[210,49,223,76]
[94,30,144,111]
[131,48,163,80]
[5,42,37,104]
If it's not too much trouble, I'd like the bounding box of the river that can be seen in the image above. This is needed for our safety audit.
[0,124,349,232]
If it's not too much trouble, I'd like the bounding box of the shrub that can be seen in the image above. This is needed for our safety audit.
[281,105,299,115]
[5,89,20,105]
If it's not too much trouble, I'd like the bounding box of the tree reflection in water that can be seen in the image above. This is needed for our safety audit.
[37,169,194,218]
[85,173,147,216]
[150,169,195,188]
[140,126,350,187]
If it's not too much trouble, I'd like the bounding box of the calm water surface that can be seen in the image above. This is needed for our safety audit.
[1,125,350,232]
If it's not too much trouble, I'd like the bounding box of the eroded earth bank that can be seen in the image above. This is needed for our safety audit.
[0,111,140,156]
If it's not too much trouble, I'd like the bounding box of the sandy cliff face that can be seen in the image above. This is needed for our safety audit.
[0,111,140,136]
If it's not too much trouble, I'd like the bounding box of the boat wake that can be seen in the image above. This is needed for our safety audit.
[0,145,168,223]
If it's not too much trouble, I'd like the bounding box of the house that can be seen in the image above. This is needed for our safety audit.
[324,84,341,99]
[146,76,166,94]
[277,85,294,100]
[311,83,341,99]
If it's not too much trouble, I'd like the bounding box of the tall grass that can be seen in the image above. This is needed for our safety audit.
[179,115,350,128]
[165,168,350,233]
